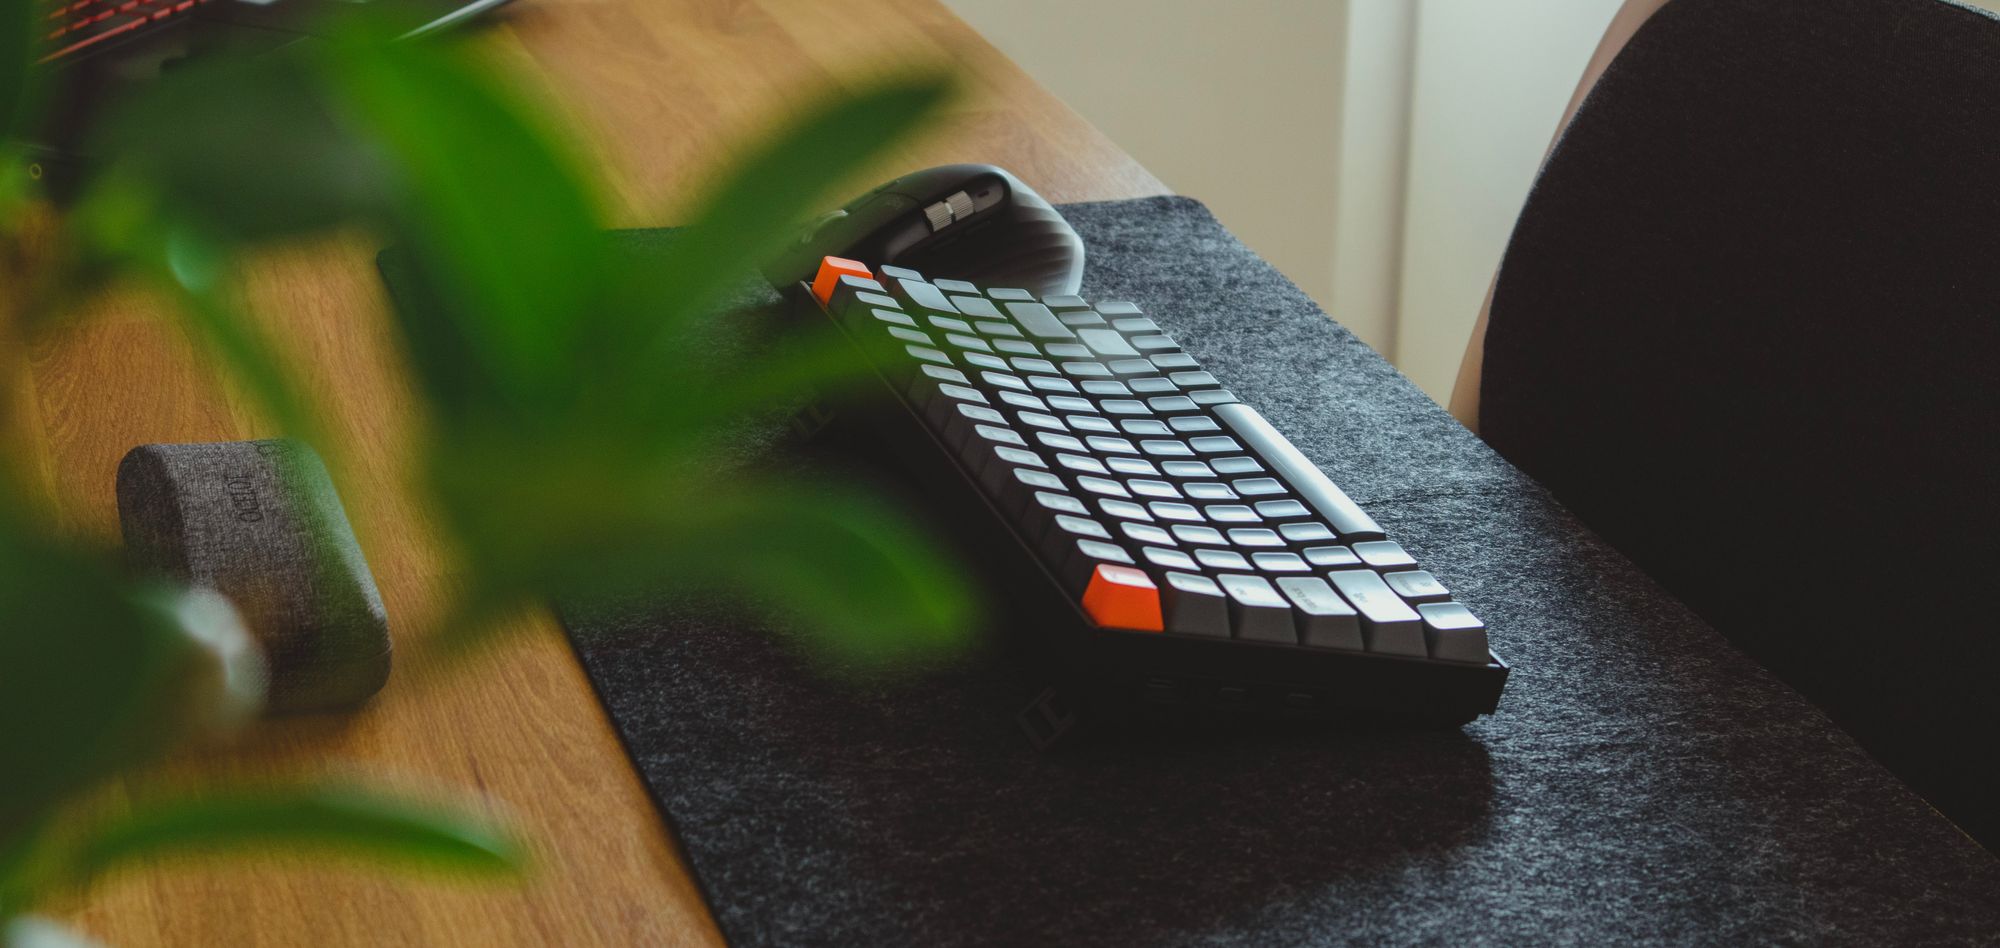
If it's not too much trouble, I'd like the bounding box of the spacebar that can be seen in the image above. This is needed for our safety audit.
[1213,403,1386,541]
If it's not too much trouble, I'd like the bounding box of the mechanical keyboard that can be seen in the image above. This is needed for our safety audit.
[797,255,1508,730]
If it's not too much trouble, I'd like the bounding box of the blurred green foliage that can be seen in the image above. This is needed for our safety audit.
[0,2,967,943]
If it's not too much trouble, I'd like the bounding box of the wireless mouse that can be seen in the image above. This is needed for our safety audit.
[769,164,1084,298]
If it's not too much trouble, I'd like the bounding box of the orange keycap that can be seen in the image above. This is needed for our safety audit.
[1082,564,1164,632]
[811,255,872,305]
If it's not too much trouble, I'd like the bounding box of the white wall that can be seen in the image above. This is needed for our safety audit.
[941,0,1360,340]
[1393,0,1625,401]
[942,0,1615,400]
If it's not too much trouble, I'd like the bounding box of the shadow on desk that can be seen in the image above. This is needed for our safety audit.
[569,581,1496,946]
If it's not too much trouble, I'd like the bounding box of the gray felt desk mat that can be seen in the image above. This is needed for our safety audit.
[389,197,2000,945]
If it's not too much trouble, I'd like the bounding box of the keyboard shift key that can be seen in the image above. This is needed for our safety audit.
[1218,575,1296,643]
[1418,602,1490,663]
[1327,569,1425,656]
[1162,572,1230,637]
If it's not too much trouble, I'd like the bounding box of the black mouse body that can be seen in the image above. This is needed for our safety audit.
[769,164,1084,298]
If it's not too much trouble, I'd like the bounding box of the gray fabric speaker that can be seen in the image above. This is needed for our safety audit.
[116,439,391,714]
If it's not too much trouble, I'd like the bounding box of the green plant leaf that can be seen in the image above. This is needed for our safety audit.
[0,518,219,843]
[62,180,321,443]
[427,459,974,664]
[597,74,956,399]
[85,50,396,243]
[322,29,606,424]
[66,787,523,884]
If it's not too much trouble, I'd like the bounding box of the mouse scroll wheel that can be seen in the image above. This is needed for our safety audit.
[924,190,977,232]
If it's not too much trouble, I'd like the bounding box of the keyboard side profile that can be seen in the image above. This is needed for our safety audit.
[796,255,1509,728]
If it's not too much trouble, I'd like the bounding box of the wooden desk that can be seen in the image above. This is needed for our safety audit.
[29,1,1165,944]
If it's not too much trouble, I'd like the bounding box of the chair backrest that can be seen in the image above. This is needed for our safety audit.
[1481,0,2000,848]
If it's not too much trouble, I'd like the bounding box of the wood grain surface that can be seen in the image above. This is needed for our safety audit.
[27,1,1166,944]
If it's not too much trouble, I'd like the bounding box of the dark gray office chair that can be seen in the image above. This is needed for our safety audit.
[1477,0,2000,848]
